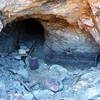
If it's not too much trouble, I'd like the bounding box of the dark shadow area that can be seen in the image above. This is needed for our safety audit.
[16,18,45,44]
[0,18,45,55]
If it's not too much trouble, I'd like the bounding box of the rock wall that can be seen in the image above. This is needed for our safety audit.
[0,0,100,53]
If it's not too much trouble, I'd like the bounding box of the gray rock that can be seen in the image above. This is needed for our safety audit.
[43,79,63,92]
[20,45,30,52]
[18,49,26,55]
[4,94,26,100]
[24,93,33,100]
[17,67,29,79]
[14,55,21,60]
[33,89,54,100]
[0,81,6,98]
[49,64,68,80]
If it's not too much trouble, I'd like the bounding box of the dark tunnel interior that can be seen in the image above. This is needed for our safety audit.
[0,18,45,55]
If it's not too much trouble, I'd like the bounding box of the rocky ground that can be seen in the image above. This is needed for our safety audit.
[0,43,99,100]
[0,0,99,100]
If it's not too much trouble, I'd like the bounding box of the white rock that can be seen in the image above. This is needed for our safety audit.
[64,98,77,100]
[4,94,26,100]
[49,64,68,80]
[24,93,33,100]
[26,48,30,52]
[33,89,54,100]
[72,81,87,91]
[20,45,29,52]
[13,81,20,88]
[19,61,25,66]
[0,21,3,32]
[0,81,6,98]
[44,79,63,92]
[85,87,100,100]
[14,55,21,60]
[18,49,26,55]
[17,67,29,78]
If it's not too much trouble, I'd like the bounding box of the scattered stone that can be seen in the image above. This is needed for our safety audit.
[33,89,55,100]
[13,81,21,88]
[0,45,99,100]
[20,45,30,52]
[31,84,40,90]
[0,81,6,98]
[49,64,68,80]
[19,49,26,55]
[85,87,99,100]
[10,65,29,79]
[17,67,29,79]
[14,55,21,60]
[66,98,77,100]
[4,94,26,100]
[24,93,33,100]
[0,21,3,32]
[43,79,63,92]
[72,81,87,91]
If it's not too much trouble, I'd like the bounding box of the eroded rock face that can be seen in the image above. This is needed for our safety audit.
[78,0,100,46]
[42,22,100,53]
[0,0,99,53]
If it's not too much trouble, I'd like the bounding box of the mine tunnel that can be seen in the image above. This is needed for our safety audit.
[0,17,99,67]
[0,18,45,57]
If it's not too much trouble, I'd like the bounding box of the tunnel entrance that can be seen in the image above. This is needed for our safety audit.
[0,18,45,57]
[0,17,99,67]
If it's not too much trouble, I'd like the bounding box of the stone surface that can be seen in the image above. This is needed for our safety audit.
[0,1,100,99]
[18,49,26,55]
[49,64,68,81]
[0,49,99,100]
[0,0,99,54]
[43,79,63,92]
[24,93,33,100]
[4,94,27,100]
[0,21,3,32]
[0,81,6,98]
[33,89,55,100]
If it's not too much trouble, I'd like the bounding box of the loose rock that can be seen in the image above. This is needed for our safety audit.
[19,49,26,55]
[43,79,63,92]
[49,64,68,80]
[4,94,26,100]
[24,93,33,100]
[0,81,6,98]
[33,89,55,100]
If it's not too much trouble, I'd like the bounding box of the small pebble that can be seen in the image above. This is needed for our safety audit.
[24,93,33,100]
[14,55,21,60]
[0,81,6,98]
[19,49,26,55]
[33,89,54,100]
[20,45,29,52]
[4,94,26,100]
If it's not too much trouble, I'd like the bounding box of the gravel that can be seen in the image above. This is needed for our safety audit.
[0,44,99,100]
